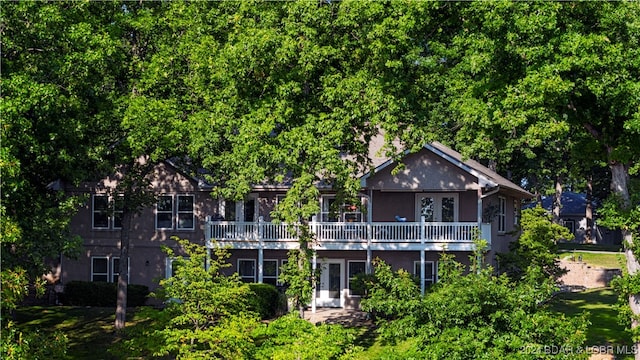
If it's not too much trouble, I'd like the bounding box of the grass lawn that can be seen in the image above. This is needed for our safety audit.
[558,251,625,269]
[550,288,630,348]
[558,242,623,252]
[13,306,152,360]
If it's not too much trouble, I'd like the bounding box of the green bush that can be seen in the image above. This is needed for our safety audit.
[1,322,69,360]
[248,283,282,319]
[62,281,149,307]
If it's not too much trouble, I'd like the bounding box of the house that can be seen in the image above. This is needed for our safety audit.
[60,141,532,309]
[532,192,622,245]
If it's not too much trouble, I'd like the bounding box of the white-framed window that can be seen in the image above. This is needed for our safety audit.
[91,256,109,282]
[156,195,195,230]
[263,259,279,285]
[177,195,195,230]
[348,261,367,296]
[165,257,190,278]
[92,195,110,229]
[415,193,459,222]
[156,195,174,229]
[413,261,437,287]
[498,196,506,233]
[91,256,128,283]
[238,259,256,283]
[320,195,364,222]
[113,195,124,229]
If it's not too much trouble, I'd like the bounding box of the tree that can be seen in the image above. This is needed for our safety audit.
[497,207,573,283]
[0,1,127,310]
[410,2,639,352]
[360,254,587,359]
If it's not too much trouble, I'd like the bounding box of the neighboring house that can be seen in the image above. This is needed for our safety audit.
[531,192,622,245]
[61,141,532,309]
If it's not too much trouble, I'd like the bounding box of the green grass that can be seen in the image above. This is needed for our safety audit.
[550,288,630,347]
[558,251,625,269]
[13,306,152,360]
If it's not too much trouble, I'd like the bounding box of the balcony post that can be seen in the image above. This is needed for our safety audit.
[258,216,263,283]
[311,251,317,313]
[205,216,211,270]
[420,215,425,295]
[366,221,372,274]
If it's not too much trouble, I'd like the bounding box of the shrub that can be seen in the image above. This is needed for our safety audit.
[1,321,69,360]
[248,283,283,319]
[62,281,149,307]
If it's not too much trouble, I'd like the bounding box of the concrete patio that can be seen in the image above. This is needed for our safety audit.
[303,308,372,327]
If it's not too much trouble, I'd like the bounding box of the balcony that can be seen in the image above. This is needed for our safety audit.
[205,219,491,252]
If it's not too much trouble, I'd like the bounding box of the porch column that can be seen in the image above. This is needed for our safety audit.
[366,221,372,274]
[257,216,264,283]
[204,216,212,270]
[311,251,317,313]
[420,215,425,295]
[477,187,483,228]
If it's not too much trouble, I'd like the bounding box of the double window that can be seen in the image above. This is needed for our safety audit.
[320,196,365,222]
[92,195,123,229]
[156,195,195,230]
[91,256,127,282]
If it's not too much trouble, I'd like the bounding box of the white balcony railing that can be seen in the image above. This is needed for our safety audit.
[206,218,486,249]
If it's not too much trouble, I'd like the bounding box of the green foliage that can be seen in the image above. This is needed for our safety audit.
[498,207,572,283]
[248,283,284,319]
[1,321,69,360]
[278,226,319,316]
[145,238,260,358]
[61,281,149,307]
[252,313,356,360]
[360,256,587,358]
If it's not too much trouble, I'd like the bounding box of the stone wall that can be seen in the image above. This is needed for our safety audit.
[558,259,621,289]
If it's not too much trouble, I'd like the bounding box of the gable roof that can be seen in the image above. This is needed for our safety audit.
[361,141,533,199]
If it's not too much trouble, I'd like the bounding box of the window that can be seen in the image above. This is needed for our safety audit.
[263,260,278,285]
[413,261,437,287]
[238,259,256,283]
[166,257,189,278]
[513,199,519,226]
[348,261,366,296]
[91,257,109,282]
[113,195,124,229]
[177,195,195,230]
[563,219,575,235]
[91,256,128,283]
[498,196,506,233]
[93,194,124,229]
[111,257,120,283]
[92,195,110,229]
[156,195,174,229]
[320,196,364,222]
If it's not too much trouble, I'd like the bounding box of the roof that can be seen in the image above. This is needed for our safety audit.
[527,192,591,215]
[361,141,533,198]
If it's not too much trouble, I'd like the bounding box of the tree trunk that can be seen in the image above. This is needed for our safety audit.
[585,175,593,243]
[552,175,563,224]
[609,160,639,359]
[115,209,132,331]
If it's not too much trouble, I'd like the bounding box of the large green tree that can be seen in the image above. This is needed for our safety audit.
[1,1,127,310]
[418,1,640,351]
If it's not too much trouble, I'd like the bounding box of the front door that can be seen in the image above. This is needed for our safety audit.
[316,259,344,307]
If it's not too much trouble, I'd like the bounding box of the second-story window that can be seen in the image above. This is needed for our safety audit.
[320,195,364,222]
[156,195,174,229]
[93,194,124,230]
[177,195,195,230]
[498,196,506,233]
[156,195,195,230]
[93,195,110,229]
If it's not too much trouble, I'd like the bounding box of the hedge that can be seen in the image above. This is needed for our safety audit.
[62,281,149,307]
[248,283,284,319]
